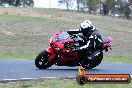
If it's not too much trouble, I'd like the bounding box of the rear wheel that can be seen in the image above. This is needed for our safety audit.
[81,52,103,69]
[35,50,53,69]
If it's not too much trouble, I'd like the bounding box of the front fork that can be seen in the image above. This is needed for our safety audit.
[46,47,57,63]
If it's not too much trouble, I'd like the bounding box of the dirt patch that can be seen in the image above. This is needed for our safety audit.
[2,31,16,37]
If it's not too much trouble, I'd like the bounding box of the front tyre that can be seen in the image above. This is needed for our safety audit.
[35,50,52,69]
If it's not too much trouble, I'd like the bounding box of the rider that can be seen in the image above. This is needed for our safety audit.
[67,20,103,62]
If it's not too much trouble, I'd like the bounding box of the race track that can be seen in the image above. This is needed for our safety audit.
[0,60,132,82]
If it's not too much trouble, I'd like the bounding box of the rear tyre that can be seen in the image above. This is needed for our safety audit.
[35,50,53,69]
[82,52,103,69]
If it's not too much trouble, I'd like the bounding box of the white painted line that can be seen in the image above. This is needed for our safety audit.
[41,77,58,79]
[20,78,37,80]
[2,79,18,81]
[61,76,74,79]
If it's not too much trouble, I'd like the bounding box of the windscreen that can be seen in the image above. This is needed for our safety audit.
[102,36,110,43]
[54,32,71,42]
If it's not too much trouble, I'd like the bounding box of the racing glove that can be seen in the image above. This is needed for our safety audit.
[72,47,80,52]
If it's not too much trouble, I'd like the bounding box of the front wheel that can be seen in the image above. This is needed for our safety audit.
[35,50,53,69]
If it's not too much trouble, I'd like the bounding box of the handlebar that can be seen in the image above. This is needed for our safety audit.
[64,42,72,48]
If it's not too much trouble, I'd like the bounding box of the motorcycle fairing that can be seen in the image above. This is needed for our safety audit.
[46,47,56,62]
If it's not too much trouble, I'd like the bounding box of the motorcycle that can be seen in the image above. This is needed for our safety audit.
[35,31,112,69]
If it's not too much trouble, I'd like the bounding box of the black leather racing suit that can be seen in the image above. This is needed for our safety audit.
[67,27,103,61]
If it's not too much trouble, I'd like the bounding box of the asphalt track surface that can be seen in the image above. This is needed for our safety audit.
[0,60,132,82]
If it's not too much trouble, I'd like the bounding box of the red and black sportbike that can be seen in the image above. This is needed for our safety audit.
[35,32,112,69]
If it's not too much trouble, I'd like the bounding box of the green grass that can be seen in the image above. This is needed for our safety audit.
[0,53,37,60]
[103,58,132,63]
[0,78,131,88]
[0,8,132,63]
[0,14,79,29]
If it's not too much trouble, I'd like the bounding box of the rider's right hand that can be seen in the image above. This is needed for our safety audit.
[72,47,80,52]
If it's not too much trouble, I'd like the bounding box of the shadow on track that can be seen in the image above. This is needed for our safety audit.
[35,68,105,73]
